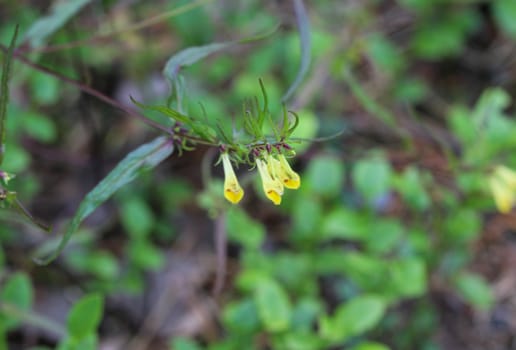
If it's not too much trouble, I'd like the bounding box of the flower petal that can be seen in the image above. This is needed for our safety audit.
[256,158,283,205]
[277,154,301,189]
[489,176,514,213]
[496,165,516,190]
[222,153,244,204]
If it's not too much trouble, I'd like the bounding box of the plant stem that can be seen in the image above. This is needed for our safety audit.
[0,302,67,338]
[0,44,172,135]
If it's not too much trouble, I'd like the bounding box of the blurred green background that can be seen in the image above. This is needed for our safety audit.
[2,0,516,349]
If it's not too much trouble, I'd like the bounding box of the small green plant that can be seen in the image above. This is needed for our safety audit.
[2,1,515,350]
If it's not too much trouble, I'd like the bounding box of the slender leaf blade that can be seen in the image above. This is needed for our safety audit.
[22,0,92,48]
[34,136,174,264]
[163,42,234,86]
[163,26,278,91]
[0,25,18,166]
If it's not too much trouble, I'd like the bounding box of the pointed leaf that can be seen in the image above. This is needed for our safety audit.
[163,42,235,86]
[67,293,103,340]
[22,0,92,48]
[0,25,18,165]
[131,97,191,124]
[34,137,173,264]
[163,26,278,90]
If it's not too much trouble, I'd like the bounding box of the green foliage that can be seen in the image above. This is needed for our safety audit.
[226,206,265,250]
[66,294,103,341]
[320,295,386,344]
[254,277,292,332]
[493,0,516,38]
[22,0,92,48]
[305,155,344,197]
[454,273,493,311]
[0,273,33,330]
[34,137,174,264]
[0,25,18,165]
[53,293,103,350]
[2,1,514,349]
[352,154,392,207]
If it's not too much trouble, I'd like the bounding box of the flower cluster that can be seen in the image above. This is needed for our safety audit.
[221,150,300,205]
[489,165,516,213]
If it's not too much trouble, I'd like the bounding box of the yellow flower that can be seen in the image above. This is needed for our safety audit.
[274,154,301,189]
[496,165,516,189]
[490,165,516,213]
[221,153,244,204]
[256,157,284,205]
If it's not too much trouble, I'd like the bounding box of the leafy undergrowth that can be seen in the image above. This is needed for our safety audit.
[2,1,516,350]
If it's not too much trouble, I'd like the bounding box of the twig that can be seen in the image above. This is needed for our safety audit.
[212,213,227,295]
[0,302,67,338]
[0,44,172,135]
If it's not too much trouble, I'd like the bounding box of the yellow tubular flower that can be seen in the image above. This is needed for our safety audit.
[276,154,301,189]
[496,165,516,190]
[256,158,284,205]
[489,175,514,214]
[221,153,244,204]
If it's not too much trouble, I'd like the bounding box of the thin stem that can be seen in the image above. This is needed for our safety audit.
[0,302,67,338]
[212,212,227,296]
[0,44,171,134]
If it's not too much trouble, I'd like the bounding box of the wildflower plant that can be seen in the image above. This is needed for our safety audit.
[134,79,302,206]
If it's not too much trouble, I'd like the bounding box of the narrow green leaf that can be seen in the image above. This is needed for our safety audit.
[282,0,312,102]
[0,25,18,166]
[22,0,92,48]
[162,27,278,98]
[34,137,173,264]
[67,293,103,340]
[163,42,233,86]
[286,111,300,137]
[131,97,191,123]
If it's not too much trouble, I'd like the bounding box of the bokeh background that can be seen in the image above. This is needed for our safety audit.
[2,0,516,349]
